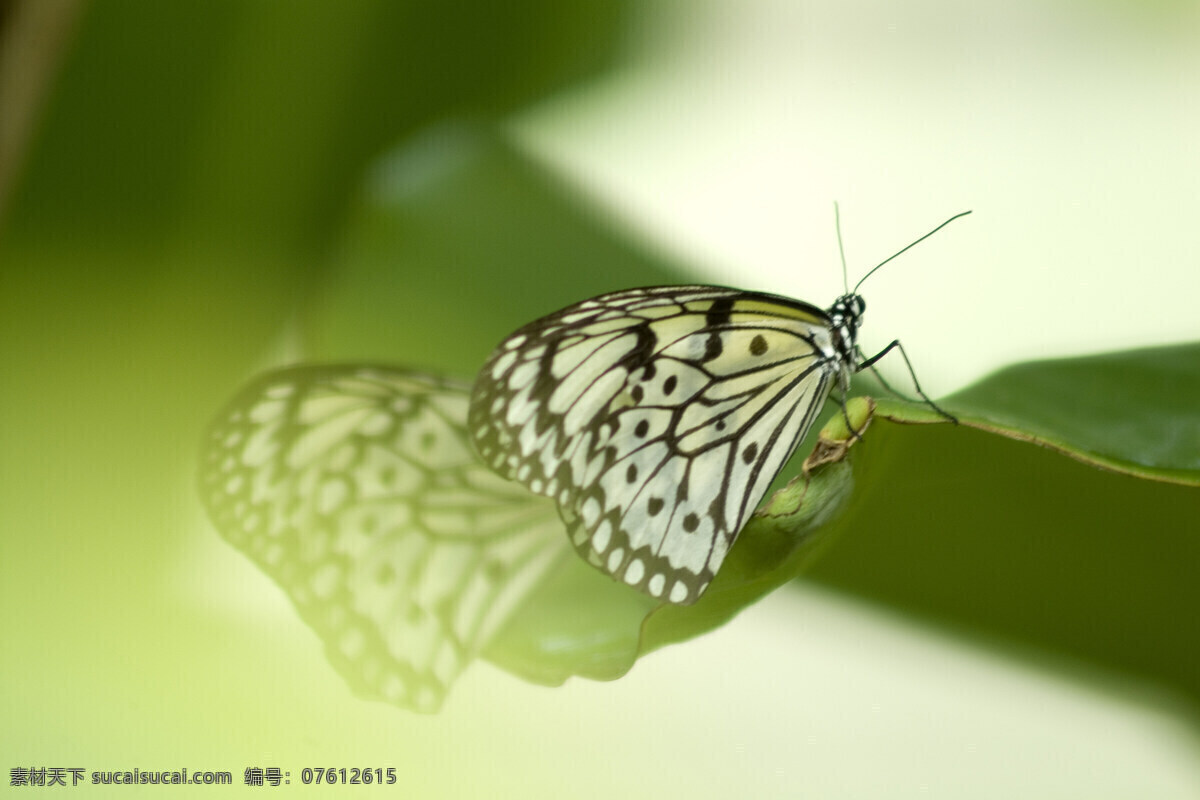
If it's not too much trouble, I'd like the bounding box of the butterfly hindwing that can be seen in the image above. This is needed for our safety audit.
[470,286,852,605]
[199,365,568,712]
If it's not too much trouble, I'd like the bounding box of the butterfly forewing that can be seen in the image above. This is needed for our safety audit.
[470,286,855,605]
[199,365,568,712]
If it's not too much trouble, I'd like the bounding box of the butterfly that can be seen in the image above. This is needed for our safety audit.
[469,212,967,606]
[198,365,568,712]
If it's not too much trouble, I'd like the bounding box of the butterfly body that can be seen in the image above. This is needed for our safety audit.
[470,286,867,605]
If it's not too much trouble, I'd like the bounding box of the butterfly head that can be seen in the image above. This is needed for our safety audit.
[828,293,865,352]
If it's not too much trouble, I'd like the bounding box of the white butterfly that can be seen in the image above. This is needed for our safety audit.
[198,365,567,712]
[469,213,966,606]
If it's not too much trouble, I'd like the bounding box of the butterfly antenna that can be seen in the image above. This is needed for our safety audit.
[835,202,850,295]
[852,210,972,294]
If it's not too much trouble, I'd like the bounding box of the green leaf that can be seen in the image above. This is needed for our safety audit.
[859,342,1200,484]
[489,342,1200,693]
[807,348,1200,707]
[942,343,1200,485]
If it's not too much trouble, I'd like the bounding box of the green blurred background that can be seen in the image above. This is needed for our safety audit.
[2,1,1198,797]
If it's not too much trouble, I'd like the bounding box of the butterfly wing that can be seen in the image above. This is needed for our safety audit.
[470,286,847,605]
[199,365,568,712]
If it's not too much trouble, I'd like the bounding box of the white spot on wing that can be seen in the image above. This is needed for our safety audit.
[669,581,689,603]
[592,519,612,552]
[606,548,625,573]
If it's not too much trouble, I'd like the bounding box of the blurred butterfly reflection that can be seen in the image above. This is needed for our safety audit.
[198,365,568,713]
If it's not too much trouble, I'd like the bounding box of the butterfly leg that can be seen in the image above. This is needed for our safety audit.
[858,340,959,424]
[856,349,916,406]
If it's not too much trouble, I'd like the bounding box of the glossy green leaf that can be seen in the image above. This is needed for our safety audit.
[942,344,1200,485]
